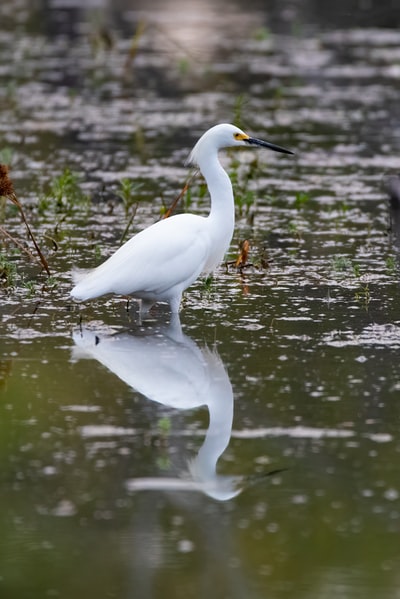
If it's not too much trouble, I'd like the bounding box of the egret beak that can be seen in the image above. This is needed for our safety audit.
[246,136,294,155]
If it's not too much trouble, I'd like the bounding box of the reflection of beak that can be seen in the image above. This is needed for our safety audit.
[246,136,294,155]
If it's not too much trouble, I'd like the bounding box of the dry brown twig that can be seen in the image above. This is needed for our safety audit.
[0,225,40,263]
[235,239,251,269]
[0,164,50,275]
[124,21,146,78]
[162,171,198,219]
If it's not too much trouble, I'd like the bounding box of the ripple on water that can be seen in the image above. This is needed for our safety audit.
[322,323,400,348]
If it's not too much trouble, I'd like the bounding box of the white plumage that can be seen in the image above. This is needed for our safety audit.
[71,123,293,313]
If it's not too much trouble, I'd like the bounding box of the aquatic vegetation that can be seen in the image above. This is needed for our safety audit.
[197,273,217,303]
[89,24,114,56]
[287,219,304,241]
[229,156,261,218]
[178,57,190,75]
[42,276,59,291]
[116,178,145,244]
[39,169,89,215]
[330,255,353,273]
[233,93,249,130]
[385,255,397,275]
[157,416,172,436]
[352,262,361,278]
[21,279,35,297]
[354,283,371,309]
[123,20,146,78]
[0,148,13,166]
[253,26,271,41]
[293,191,311,208]
[116,178,144,216]
[0,258,60,296]
[0,252,17,287]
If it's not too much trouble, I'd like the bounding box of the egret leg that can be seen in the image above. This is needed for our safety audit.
[169,294,182,314]
[140,299,154,315]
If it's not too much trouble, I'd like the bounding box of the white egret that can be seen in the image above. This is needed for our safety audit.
[71,123,293,312]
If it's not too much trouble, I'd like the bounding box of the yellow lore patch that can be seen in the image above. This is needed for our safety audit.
[233,132,250,141]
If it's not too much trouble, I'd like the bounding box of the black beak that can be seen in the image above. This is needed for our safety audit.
[246,136,294,155]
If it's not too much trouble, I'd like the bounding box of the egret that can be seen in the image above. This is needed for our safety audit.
[71,123,293,313]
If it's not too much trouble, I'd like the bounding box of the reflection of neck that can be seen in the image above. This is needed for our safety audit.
[164,313,184,343]
[190,357,234,482]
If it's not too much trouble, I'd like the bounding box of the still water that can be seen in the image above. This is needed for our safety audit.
[1,0,400,597]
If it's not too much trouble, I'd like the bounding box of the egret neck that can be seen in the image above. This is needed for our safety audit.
[197,149,235,273]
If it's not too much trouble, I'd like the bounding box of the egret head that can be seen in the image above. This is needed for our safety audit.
[186,123,293,166]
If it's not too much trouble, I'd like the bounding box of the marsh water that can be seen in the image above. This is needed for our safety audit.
[1,1,400,597]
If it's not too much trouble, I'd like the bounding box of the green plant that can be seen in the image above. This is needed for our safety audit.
[273,86,284,101]
[184,187,193,212]
[236,189,256,216]
[157,416,171,435]
[116,178,143,214]
[233,94,248,130]
[43,276,59,291]
[253,26,270,41]
[385,255,397,275]
[117,179,144,245]
[352,262,361,278]
[229,157,260,218]
[0,253,17,287]
[178,58,190,75]
[94,244,102,261]
[287,220,303,241]
[22,280,35,297]
[0,148,13,165]
[330,255,352,272]
[293,191,310,208]
[37,194,51,214]
[45,168,88,213]
[202,274,215,296]
[355,283,370,310]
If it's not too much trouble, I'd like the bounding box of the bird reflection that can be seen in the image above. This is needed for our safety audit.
[72,315,243,501]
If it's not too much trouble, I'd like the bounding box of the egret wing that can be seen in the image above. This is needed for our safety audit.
[72,214,210,300]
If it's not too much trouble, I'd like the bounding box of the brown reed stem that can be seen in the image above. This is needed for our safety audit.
[0,164,50,275]
[162,171,198,219]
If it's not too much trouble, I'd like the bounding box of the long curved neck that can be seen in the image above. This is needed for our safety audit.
[198,151,235,224]
[197,151,235,270]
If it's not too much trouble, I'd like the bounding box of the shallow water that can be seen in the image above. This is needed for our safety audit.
[1,1,400,598]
